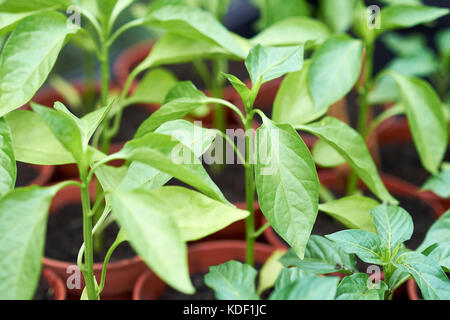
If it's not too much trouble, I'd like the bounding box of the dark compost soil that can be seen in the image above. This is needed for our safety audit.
[15,162,38,187]
[45,204,136,263]
[33,275,54,300]
[112,105,153,143]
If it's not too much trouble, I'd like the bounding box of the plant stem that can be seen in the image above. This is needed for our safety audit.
[347,41,375,195]
[244,116,255,266]
[100,41,111,155]
[80,173,97,300]
[212,58,227,134]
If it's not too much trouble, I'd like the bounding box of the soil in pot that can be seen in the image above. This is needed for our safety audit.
[111,104,154,143]
[45,203,136,263]
[16,162,39,187]
[33,275,55,300]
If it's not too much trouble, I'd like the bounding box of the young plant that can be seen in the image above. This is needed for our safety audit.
[205,206,450,300]
[0,98,253,299]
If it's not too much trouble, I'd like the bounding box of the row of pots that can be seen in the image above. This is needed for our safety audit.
[23,41,445,300]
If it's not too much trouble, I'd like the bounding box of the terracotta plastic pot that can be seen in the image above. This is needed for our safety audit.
[264,170,445,250]
[132,240,277,300]
[43,182,147,299]
[407,278,420,300]
[41,269,67,300]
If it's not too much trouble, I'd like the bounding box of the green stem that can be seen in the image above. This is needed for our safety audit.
[347,41,374,195]
[80,174,97,300]
[212,58,227,134]
[98,236,124,295]
[244,116,255,266]
[100,41,111,154]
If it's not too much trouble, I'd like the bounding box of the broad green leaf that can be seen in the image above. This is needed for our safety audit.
[94,164,127,206]
[134,82,215,138]
[428,243,450,272]
[31,103,85,167]
[205,260,259,300]
[419,210,450,252]
[272,61,326,126]
[297,117,397,204]
[319,196,378,232]
[245,44,304,85]
[336,273,388,300]
[251,17,330,48]
[146,4,245,58]
[201,0,231,21]
[257,250,286,295]
[120,120,217,191]
[124,68,177,106]
[319,0,357,34]
[0,11,39,33]
[388,50,439,77]
[312,140,346,168]
[251,0,311,30]
[0,184,64,299]
[5,110,74,165]
[422,171,450,198]
[370,204,413,257]
[274,267,312,290]
[148,187,248,241]
[326,230,385,265]
[279,235,357,275]
[0,0,70,12]
[111,188,193,294]
[255,115,319,259]
[0,11,77,117]
[269,274,339,300]
[108,132,228,203]
[134,32,228,74]
[0,117,16,196]
[391,73,447,174]
[382,32,427,56]
[380,5,449,32]
[393,252,450,300]
[308,36,363,113]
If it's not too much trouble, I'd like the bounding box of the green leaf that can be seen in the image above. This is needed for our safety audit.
[111,187,194,294]
[0,117,16,196]
[146,4,245,58]
[436,27,450,58]
[223,73,253,111]
[120,120,217,192]
[205,260,259,300]
[274,267,312,289]
[134,82,214,138]
[297,117,397,204]
[382,32,427,56]
[31,103,86,167]
[245,44,304,85]
[370,204,413,257]
[312,140,346,168]
[390,73,448,174]
[269,273,339,300]
[308,35,363,113]
[255,115,319,259]
[251,17,330,48]
[326,230,385,265]
[5,110,74,165]
[319,0,357,34]
[0,11,77,117]
[257,250,285,295]
[380,5,449,32]
[251,0,311,30]
[134,32,228,74]
[336,273,388,300]
[109,132,228,203]
[422,171,450,198]
[0,0,70,12]
[147,187,248,241]
[319,196,378,232]
[272,61,327,126]
[279,235,357,275]
[0,184,64,299]
[393,251,450,300]
[124,68,177,106]
[419,210,450,253]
